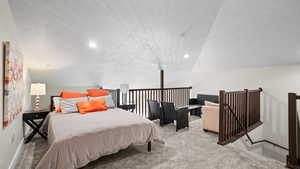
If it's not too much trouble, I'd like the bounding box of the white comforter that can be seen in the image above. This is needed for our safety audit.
[36,108,161,169]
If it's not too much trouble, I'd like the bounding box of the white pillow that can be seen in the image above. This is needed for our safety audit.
[53,97,61,111]
[89,95,115,108]
[60,97,88,114]
[205,101,219,107]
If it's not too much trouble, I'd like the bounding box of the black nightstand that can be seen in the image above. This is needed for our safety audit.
[118,104,136,112]
[23,110,50,144]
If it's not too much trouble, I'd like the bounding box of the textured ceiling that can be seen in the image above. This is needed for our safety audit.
[9,0,300,88]
[9,0,223,87]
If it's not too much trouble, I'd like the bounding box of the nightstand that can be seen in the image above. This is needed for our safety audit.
[23,110,49,144]
[118,104,136,112]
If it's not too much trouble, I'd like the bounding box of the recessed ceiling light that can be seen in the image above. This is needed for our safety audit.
[88,41,97,49]
[184,53,190,59]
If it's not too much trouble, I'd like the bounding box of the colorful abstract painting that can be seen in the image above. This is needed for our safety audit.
[3,41,24,128]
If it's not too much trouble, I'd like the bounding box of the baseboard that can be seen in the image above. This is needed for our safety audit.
[8,139,24,169]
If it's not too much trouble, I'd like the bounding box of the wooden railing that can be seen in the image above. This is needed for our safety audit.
[248,89,261,127]
[287,93,300,169]
[218,88,263,145]
[126,87,192,118]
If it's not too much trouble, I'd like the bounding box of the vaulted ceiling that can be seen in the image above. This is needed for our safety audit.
[9,0,223,87]
[193,0,300,72]
[8,0,300,88]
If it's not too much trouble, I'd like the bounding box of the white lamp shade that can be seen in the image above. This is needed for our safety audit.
[30,83,46,95]
[120,84,129,94]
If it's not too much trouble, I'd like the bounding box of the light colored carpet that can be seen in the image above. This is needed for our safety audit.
[16,117,286,169]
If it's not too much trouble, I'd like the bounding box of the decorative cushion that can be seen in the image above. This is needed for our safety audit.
[60,91,87,99]
[89,95,115,108]
[60,97,88,113]
[205,101,219,107]
[76,98,108,114]
[87,89,110,97]
[53,97,62,112]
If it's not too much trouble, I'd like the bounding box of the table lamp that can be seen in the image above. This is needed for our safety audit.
[30,83,46,111]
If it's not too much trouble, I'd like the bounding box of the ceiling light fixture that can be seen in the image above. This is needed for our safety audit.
[184,53,190,59]
[88,41,97,49]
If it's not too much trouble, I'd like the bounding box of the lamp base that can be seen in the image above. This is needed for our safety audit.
[33,95,41,112]
[33,107,42,112]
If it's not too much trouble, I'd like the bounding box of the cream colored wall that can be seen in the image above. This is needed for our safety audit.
[0,0,31,168]
[191,64,300,159]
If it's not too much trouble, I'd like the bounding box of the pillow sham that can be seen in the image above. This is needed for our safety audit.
[88,95,115,108]
[60,97,88,114]
[76,98,108,114]
[87,89,110,97]
[204,101,219,107]
[60,91,87,99]
[53,97,62,112]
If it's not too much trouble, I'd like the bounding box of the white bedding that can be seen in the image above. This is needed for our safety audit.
[36,108,161,169]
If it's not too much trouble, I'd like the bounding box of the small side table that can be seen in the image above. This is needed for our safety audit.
[118,104,136,112]
[23,110,49,144]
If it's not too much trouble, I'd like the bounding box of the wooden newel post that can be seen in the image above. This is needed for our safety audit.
[218,90,225,145]
[160,69,164,102]
[287,93,298,168]
[244,89,249,131]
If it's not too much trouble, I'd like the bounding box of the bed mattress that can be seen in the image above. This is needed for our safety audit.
[35,108,160,169]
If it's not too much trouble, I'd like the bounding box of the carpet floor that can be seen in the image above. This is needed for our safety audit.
[16,117,286,169]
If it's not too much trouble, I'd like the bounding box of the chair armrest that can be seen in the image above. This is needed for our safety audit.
[175,106,187,111]
[176,107,189,113]
[176,107,190,119]
[175,107,189,131]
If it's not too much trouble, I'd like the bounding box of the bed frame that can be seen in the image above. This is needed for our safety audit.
[48,88,152,152]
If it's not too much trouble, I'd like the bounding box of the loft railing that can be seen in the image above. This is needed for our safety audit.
[248,89,261,127]
[287,93,300,169]
[219,88,288,152]
[218,88,263,145]
[218,88,288,152]
[220,101,288,149]
[126,87,192,118]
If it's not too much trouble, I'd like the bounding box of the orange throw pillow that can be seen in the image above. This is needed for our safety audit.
[76,98,108,114]
[87,89,110,97]
[60,91,87,99]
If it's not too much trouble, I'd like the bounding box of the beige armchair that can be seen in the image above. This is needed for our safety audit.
[202,105,219,133]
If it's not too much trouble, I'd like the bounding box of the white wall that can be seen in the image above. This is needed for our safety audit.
[190,0,300,150]
[191,64,300,160]
[0,0,31,168]
[193,0,300,72]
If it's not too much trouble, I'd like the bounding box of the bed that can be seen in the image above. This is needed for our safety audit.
[35,90,161,169]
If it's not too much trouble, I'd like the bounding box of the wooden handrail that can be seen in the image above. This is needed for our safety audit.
[218,88,263,145]
[224,103,288,151]
[127,87,192,118]
[129,86,192,91]
[248,87,263,92]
